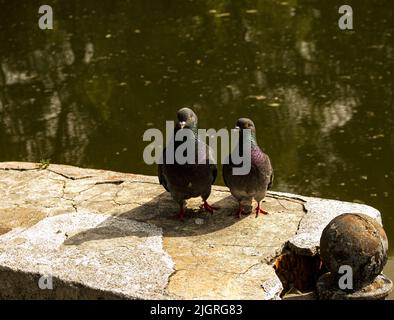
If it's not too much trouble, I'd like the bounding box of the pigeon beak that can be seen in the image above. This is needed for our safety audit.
[180,121,186,129]
[235,126,240,130]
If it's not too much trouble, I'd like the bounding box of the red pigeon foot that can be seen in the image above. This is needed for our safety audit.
[201,201,219,214]
[174,205,185,222]
[235,207,247,219]
[255,205,268,218]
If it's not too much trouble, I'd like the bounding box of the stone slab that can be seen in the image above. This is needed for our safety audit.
[0,162,383,299]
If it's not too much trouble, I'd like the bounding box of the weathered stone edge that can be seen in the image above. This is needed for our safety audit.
[269,191,382,256]
[0,162,383,299]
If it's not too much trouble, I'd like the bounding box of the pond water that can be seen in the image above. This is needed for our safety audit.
[0,0,393,297]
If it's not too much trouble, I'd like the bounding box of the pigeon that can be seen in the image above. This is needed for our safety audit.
[158,107,218,221]
[223,118,273,218]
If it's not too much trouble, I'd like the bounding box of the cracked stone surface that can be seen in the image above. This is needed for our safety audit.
[272,192,382,256]
[0,212,173,299]
[0,162,383,299]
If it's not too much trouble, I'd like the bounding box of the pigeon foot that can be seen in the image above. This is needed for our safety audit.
[201,201,219,214]
[174,205,185,222]
[255,205,268,218]
[235,207,247,219]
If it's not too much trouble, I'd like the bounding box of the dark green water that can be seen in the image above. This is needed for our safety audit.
[0,0,393,271]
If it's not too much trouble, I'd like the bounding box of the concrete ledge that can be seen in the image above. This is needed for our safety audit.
[0,162,383,299]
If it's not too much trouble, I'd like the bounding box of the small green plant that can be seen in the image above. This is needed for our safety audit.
[37,159,51,170]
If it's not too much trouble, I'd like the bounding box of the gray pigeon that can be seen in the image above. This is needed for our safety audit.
[223,118,273,218]
[158,107,218,221]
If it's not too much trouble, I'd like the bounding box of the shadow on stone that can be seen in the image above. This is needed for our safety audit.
[64,192,245,245]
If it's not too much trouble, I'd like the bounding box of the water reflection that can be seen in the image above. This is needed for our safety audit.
[0,34,100,166]
[0,1,393,252]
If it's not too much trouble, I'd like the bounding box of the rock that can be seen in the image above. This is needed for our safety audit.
[0,162,387,300]
[276,193,382,256]
[0,212,174,299]
[283,290,317,300]
[317,273,393,300]
[0,162,306,299]
[320,213,388,290]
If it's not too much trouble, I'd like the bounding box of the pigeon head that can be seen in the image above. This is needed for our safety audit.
[176,107,198,130]
[235,118,256,133]
[235,118,258,146]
